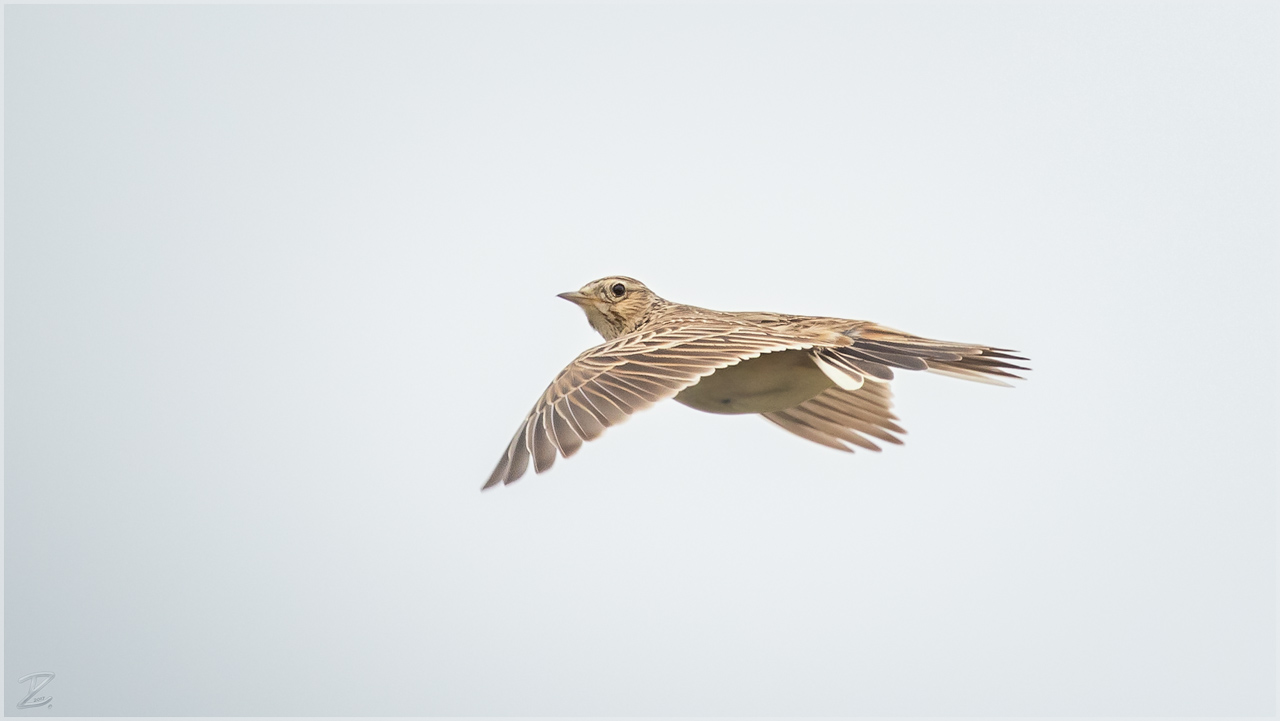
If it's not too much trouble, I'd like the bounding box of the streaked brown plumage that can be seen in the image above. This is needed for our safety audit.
[484,276,1028,489]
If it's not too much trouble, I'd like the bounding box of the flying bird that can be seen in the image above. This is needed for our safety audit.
[485,276,1028,488]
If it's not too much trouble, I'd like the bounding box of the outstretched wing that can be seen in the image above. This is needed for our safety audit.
[485,322,832,488]
[762,382,905,452]
[811,323,1029,387]
[768,323,1028,452]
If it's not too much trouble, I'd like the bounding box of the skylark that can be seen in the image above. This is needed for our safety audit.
[485,276,1028,489]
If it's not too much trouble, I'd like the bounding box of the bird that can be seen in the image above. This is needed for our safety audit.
[484,276,1028,489]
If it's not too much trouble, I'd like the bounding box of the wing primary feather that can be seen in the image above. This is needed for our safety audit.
[554,397,588,439]
[785,406,882,451]
[486,429,530,488]
[484,452,510,489]
[550,406,583,458]
[542,407,567,456]
[925,367,1016,387]
[566,393,608,438]
[843,347,931,370]
[581,383,631,424]
[529,414,558,473]
[762,412,853,452]
[819,393,906,432]
[842,357,895,381]
[508,432,530,482]
[805,397,904,444]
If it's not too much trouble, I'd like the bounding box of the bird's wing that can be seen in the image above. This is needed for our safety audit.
[812,322,1030,387]
[485,321,829,488]
[761,382,906,452]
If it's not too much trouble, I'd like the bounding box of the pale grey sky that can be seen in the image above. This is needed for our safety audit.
[4,2,1276,716]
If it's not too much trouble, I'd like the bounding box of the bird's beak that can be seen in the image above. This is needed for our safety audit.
[556,291,592,306]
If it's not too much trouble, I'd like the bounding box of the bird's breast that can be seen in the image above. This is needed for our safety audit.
[673,349,835,415]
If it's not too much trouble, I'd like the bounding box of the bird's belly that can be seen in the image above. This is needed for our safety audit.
[674,349,835,415]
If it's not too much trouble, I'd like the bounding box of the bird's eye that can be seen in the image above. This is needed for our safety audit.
[611,283,626,297]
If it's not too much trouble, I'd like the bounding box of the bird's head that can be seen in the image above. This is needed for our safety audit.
[557,276,664,340]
